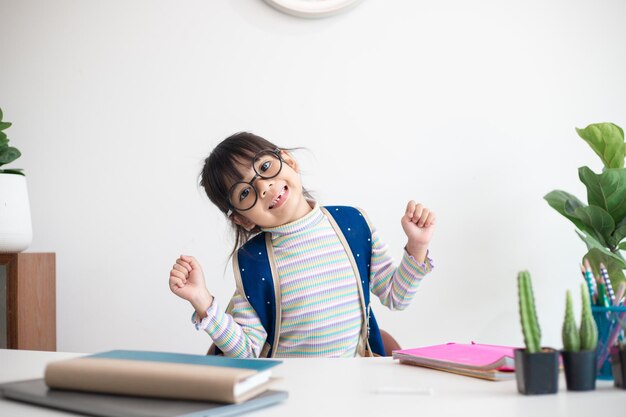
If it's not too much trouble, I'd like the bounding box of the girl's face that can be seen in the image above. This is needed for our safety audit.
[229,150,311,230]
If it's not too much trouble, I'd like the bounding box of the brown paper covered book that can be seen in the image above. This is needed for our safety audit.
[44,350,282,404]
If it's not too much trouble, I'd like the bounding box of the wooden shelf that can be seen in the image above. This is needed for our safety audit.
[0,252,56,351]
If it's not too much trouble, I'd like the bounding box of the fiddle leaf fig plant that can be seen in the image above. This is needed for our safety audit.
[545,122,626,289]
[0,107,24,176]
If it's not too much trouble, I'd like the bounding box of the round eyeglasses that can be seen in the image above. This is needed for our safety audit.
[226,149,283,216]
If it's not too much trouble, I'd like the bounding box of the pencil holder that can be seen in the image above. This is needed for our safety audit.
[591,306,626,380]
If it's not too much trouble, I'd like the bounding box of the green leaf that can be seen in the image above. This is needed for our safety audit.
[0,107,3,120]
[619,242,626,251]
[614,217,626,246]
[583,248,626,293]
[543,191,611,244]
[0,133,7,147]
[0,121,11,131]
[544,190,587,231]
[0,147,21,165]
[576,123,625,169]
[576,230,626,268]
[579,166,626,225]
[571,205,615,247]
[612,226,626,248]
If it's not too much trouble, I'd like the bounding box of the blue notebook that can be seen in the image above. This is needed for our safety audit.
[87,350,281,371]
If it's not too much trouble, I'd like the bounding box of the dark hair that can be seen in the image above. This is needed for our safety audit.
[200,132,311,259]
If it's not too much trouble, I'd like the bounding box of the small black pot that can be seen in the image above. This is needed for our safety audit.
[610,346,626,389]
[514,348,559,395]
[561,350,596,391]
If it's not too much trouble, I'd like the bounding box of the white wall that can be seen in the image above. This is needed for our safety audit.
[1,0,625,354]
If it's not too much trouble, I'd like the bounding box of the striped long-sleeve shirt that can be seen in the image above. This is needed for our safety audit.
[194,203,433,358]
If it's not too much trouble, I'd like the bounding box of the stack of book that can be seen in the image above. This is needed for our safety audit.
[392,342,517,381]
[0,350,288,417]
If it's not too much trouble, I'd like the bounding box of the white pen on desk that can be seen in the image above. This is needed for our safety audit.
[372,386,434,395]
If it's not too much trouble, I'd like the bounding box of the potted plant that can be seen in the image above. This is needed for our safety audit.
[515,270,559,395]
[544,122,626,379]
[561,284,598,391]
[0,107,32,252]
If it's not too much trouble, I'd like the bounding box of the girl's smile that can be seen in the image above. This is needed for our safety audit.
[269,185,289,210]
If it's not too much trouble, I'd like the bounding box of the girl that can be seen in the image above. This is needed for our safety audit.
[169,132,435,358]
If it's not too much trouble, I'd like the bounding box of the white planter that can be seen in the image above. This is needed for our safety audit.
[0,174,33,252]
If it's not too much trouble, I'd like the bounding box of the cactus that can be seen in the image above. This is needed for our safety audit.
[562,290,580,352]
[561,285,598,352]
[518,271,541,353]
[579,283,598,351]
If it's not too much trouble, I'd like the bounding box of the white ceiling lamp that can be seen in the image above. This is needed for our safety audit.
[263,0,365,18]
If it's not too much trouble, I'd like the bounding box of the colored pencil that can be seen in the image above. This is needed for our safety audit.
[599,263,615,305]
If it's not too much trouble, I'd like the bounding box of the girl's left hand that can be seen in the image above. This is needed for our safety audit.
[401,201,436,258]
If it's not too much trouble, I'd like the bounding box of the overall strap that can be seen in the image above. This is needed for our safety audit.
[322,206,385,357]
[323,206,371,305]
[234,232,281,358]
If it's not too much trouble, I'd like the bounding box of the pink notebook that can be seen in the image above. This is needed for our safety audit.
[392,342,517,372]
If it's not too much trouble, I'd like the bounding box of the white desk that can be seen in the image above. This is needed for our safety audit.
[0,349,623,417]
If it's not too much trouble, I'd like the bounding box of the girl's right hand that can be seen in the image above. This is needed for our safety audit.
[169,255,214,314]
